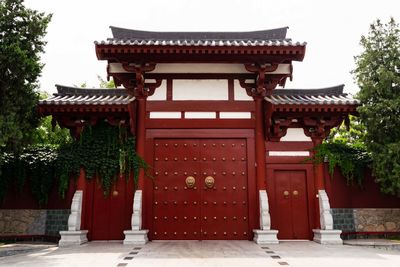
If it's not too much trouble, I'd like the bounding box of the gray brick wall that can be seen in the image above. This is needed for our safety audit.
[45,209,70,236]
[331,208,356,232]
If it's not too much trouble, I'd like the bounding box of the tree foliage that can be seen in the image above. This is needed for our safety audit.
[30,92,71,146]
[353,18,400,195]
[0,0,52,150]
[314,116,371,186]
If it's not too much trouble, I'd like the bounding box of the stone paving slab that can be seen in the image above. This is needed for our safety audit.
[0,242,56,257]
[0,240,399,267]
[344,238,400,250]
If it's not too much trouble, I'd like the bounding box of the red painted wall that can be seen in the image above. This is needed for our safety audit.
[324,164,400,208]
[0,179,75,209]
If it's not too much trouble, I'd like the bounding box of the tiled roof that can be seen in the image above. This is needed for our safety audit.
[94,26,306,47]
[39,85,134,106]
[265,85,359,105]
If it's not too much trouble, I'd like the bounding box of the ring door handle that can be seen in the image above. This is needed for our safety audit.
[293,190,299,197]
[283,190,290,198]
[204,176,215,188]
[185,176,196,189]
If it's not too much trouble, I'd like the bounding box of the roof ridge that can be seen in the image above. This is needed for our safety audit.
[55,84,128,96]
[273,85,345,96]
[109,26,290,41]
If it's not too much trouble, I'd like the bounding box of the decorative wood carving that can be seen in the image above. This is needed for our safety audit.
[239,63,290,98]
[266,113,345,143]
[118,63,162,98]
[302,116,343,143]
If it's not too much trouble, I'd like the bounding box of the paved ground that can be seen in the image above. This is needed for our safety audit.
[0,240,399,267]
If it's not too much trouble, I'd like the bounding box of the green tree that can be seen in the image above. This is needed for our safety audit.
[97,75,115,89]
[30,92,71,146]
[353,18,400,195]
[0,0,52,151]
[325,115,367,149]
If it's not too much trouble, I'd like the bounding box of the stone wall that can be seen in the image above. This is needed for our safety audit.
[0,209,69,236]
[332,208,400,235]
[332,208,356,232]
[354,209,400,232]
[45,210,70,236]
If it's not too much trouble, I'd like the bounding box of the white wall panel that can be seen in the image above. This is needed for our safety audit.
[268,151,310,156]
[219,112,252,119]
[184,112,216,119]
[148,80,166,100]
[234,80,253,101]
[173,80,228,100]
[149,112,181,119]
[109,63,291,75]
[151,63,248,73]
[280,128,312,142]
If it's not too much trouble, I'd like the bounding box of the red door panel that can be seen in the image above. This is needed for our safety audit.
[151,138,249,240]
[200,139,249,240]
[89,177,130,240]
[273,170,310,240]
[274,171,292,239]
[290,171,309,239]
[152,139,201,240]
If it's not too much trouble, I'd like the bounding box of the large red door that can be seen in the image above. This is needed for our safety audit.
[151,139,249,240]
[88,176,132,240]
[273,170,310,239]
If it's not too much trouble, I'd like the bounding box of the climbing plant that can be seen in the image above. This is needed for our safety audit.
[56,121,147,198]
[0,145,57,205]
[0,121,148,204]
[312,142,371,187]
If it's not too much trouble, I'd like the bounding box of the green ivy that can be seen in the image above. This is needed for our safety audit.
[0,145,57,205]
[0,121,148,204]
[312,143,371,186]
[56,121,147,198]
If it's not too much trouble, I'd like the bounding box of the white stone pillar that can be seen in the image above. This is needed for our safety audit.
[253,190,279,244]
[313,189,343,245]
[59,190,88,247]
[123,190,149,245]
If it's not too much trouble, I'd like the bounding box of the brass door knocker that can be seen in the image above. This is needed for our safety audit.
[204,176,215,188]
[185,176,196,188]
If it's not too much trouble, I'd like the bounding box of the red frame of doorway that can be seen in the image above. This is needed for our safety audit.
[266,163,317,240]
[143,129,258,240]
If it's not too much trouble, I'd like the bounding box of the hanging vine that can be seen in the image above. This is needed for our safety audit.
[312,142,371,186]
[0,145,57,205]
[0,121,148,204]
[56,121,148,197]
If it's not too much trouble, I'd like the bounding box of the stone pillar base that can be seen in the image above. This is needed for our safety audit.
[123,230,149,245]
[313,229,343,245]
[59,230,88,247]
[253,229,279,244]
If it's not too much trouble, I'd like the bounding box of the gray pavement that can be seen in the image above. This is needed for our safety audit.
[0,240,399,267]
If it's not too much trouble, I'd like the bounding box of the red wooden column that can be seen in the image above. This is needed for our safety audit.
[311,137,324,229]
[136,97,146,190]
[313,138,325,191]
[254,97,267,190]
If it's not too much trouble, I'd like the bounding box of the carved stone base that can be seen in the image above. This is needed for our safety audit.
[123,230,149,245]
[253,229,279,244]
[313,229,343,245]
[59,230,88,247]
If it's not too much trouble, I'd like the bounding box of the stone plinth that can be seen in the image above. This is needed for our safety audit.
[123,230,149,245]
[253,229,279,244]
[58,230,88,247]
[313,229,343,245]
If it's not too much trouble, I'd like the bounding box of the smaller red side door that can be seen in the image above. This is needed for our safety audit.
[273,170,310,239]
[90,177,130,240]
